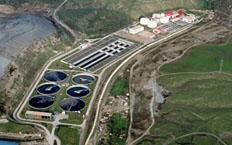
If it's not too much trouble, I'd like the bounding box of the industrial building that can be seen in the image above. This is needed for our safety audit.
[25,111,53,120]
[165,12,174,18]
[183,14,196,23]
[117,9,194,43]
[171,17,181,22]
[129,25,144,34]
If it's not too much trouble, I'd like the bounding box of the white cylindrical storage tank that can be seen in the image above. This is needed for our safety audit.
[156,14,161,18]
[152,13,160,18]
[147,21,157,28]
[160,17,169,24]
[153,18,160,23]
[160,13,165,17]
[140,17,150,25]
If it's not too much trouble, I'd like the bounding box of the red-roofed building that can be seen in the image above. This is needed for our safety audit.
[165,12,174,18]
[153,28,161,35]
[152,28,167,35]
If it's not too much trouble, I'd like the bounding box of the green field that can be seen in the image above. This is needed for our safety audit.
[110,73,129,96]
[100,113,129,145]
[109,113,128,145]
[146,43,232,145]
[160,43,232,74]
[0,121,35,134]
[55,126,80,145]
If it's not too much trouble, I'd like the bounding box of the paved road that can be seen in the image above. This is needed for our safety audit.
[12,0,83,144]
[53,0,78,47]
[84,22,198,145]
[127,41,206,145]
[13,8,200,145]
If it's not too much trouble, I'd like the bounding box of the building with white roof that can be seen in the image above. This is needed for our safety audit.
[26,111,52,120]
[129,25,144,34]
[183,14,196,23]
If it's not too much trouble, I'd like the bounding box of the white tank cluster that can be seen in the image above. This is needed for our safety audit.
[140,17,158,28]
[138,11,173,30]
[160,13,165,17]
[140,17,150,25]
[151,12,170,25]
[160,17,169,24]
[147,20,158,28]
[152,13,161,18]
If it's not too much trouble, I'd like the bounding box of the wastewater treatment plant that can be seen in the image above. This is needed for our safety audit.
[21,70,98,124]
[20,35,141,125]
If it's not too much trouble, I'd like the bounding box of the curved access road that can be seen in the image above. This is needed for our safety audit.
[84,21,199,145]
[163,132,227,145]
[53,0,78,47]
[13,0,80,144]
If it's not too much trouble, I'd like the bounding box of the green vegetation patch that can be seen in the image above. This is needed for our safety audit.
[0,121,35,134]
[108,113,128,145]
[151,73,232,144]
[55,126,80,145]
[58,7,132,37]
[110,73,129,96]
[160,43,232,74]
[150,43,232,144]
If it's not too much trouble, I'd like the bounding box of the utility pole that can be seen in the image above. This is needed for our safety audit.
[219,58,224,72]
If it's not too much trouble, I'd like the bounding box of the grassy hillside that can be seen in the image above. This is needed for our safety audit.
[140,43,232,145]
[160,43,232,74]
[0,0,207,37]
[150,73,232,145]
[58,0,207,37]
[0,0,63,8]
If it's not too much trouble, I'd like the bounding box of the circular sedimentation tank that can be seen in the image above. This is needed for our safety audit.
[37,83,60,95]
[44,71,67,82]
[60,98,85,112]
[66,85,90,98]
[29,95,54,109]
[72,73,95,85]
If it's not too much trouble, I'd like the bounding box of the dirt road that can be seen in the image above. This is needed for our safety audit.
[53,0,78,47]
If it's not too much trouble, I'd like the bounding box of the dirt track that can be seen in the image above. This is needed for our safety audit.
[127,6,232,142]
